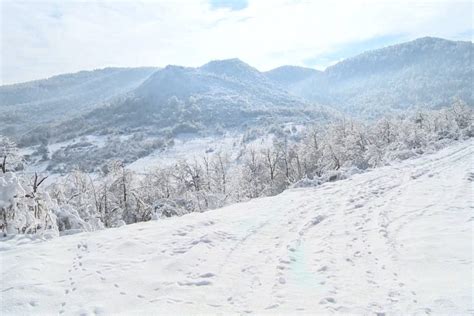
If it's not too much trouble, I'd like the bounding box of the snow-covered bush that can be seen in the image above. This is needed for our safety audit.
[152,198,192,219]
[49,170,105,234]
[0,172,58,237]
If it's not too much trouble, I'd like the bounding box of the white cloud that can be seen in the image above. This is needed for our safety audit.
[0,0,472,84]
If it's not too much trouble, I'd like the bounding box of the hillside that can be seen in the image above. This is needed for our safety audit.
[273,37,473,117]
[63,58,325,137]
[264,65,322,86]
[0,67,157,136]
[2,139,472,315]
[11,59,328,147]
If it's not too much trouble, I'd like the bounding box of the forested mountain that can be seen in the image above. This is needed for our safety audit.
[273,37,473,117]
[22,59,330,147]
[264,65,322,86]
[2,37,472,144]
[136,58,308,109]
[0,67,157,135]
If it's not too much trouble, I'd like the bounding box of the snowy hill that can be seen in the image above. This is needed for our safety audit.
[264,65,322,86]
[200,58,267,83]
[134,58,300,106]
[287,37,473,117]
[2,139,472,315]
[40,59,329,153]
[0,67,157,137]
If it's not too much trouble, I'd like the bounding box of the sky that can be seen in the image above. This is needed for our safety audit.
[0,0,472,85]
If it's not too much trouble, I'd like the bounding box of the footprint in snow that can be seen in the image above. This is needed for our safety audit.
[319,297,336,304]
[265,304,279,310]
[198,272,215,278]
[178,280,212,286]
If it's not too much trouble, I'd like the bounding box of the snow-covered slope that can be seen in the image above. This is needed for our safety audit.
[264,65,322,86]
[1,140,473,315]
[0,67,157,137]
[75,59,323,134]
[288,37,473,117]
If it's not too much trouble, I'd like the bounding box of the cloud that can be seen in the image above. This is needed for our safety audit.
[1,0,472,84]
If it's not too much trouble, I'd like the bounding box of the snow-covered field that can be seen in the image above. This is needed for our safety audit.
[128,132,274,172]
[1,140,473,315]
[128,134,242,172]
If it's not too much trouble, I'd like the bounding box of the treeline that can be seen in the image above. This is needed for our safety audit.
[0,103,472,236]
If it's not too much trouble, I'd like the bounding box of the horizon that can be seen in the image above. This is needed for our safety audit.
[1,0,473,85]
[1,35,472,86]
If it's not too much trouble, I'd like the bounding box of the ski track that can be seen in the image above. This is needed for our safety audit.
[1,140,473,315]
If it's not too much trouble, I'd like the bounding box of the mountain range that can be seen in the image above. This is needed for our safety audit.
[285,37,473,117]
[1,36,472,146]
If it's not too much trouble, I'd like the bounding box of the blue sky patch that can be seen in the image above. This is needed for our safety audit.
[209,0,248,11]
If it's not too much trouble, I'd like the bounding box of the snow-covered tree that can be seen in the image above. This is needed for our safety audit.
[0,136,22,173]
[240,148,266,199]
[0,172,58,237]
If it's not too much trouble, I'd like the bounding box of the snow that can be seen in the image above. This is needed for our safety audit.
[128,132,274,172]
[128,135,239,171]
[1,140,473,315]
[0,172,24,209]
[21,136,108,175]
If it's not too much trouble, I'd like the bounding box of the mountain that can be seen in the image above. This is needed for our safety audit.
[0,67,157,136]
[2,139,472,314]
[279,37,473,117]
[3,37,472,143]
[15,59,330,173]
[47,59,329,142]
[2,37,472,141]
[134,58,303,105]
[264,65,322,86]
[200,58,267,83]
